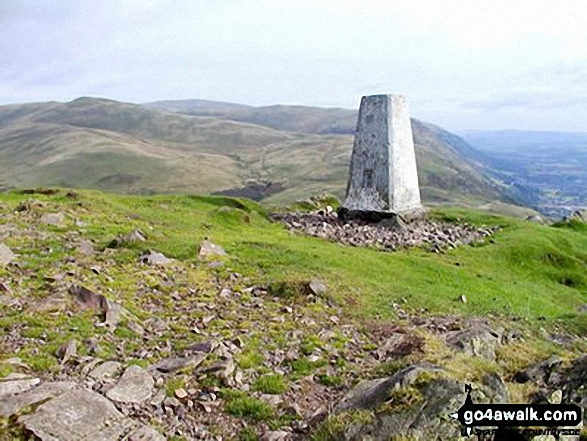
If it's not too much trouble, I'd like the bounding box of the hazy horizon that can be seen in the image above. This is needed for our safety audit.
[2,0,586,133]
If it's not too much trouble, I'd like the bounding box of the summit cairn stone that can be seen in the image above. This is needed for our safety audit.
[340,94,424,222]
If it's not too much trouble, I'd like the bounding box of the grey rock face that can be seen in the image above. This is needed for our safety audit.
[19,389,164,441]
[0,243,15,266]
[335,363,443,412]
[106,365,154,404]
[108,229,147,248]
[343,95,422,215]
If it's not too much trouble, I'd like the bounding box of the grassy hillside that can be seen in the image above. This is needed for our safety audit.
[0,97,530,216]
[1,190,583,332]
[0,189,585,438]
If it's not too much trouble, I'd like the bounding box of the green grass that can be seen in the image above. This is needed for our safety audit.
[1,189,585,335]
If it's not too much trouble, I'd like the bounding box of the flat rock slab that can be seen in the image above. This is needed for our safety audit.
[0,243,15,266]
[0,381,78,417]
[150,353,208,373]
[0,373,40,397]
[19,389,164,441]
[106,365,153,404]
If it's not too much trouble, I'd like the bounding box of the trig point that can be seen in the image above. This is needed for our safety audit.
[340,94,424,222]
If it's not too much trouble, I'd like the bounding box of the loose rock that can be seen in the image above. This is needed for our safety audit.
[140,250,172,266]
[106,365,154,404]
[0,243,15,266]
[198,239,226,259]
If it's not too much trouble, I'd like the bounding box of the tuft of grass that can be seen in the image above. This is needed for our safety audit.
[224,391,274,421]
[289,357,327,378]
[316,374,343,388]
[165,377,187,397]
[237,350,264,370]
[253,374,287,394]
[238,427,259,441]
[312,410,374,441]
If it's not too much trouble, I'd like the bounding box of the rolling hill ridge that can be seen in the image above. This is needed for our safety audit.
[0,97,529,215]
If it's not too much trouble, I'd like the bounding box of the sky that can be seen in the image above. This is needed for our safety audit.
[1,0,586,132]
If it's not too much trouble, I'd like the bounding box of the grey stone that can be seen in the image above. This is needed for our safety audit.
[140,250,172,266]
[150,353,208,373]
[198,239,226,259]
[342,94,423,216]
[106,365,153,404]
[0,373,40,397]
[261,430,291,440]
[445,324,502,361]
[40,212,65,226]
[127,424,166,441]
[18,388,164,441]
[202,358,235,379]
[89,361,122,381]
[0,381,78,417]
[56,339,78,364]
[526,215,544,224]
[308,279,327,296]
[0,294,19,307]
[76,240,95,255]
[513,356,562,384]
[68,284,108,313]
[0,243,15,266]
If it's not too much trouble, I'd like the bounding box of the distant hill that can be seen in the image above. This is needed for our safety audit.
[146,99,357,135]
[0,97,531,216]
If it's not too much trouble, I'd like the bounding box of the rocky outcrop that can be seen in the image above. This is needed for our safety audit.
[333,364,509,440]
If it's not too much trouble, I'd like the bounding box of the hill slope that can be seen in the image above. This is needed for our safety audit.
[0,97,525,214]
